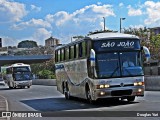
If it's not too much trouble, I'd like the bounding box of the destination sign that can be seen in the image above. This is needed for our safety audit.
[93,39,140,52]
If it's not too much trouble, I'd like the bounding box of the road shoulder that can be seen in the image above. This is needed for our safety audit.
[0,94,9,120]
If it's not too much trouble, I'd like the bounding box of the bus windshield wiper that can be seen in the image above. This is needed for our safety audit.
[123,68,134,76]
[110,62,120,77]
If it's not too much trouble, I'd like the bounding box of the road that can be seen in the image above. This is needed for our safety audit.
[0,85,160,120]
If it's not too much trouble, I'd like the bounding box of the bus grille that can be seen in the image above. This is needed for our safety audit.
[111,89,132,96]
[110,84,134,88]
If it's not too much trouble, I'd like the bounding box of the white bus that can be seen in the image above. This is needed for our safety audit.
[55,33,150,103]
[4,63,33,89]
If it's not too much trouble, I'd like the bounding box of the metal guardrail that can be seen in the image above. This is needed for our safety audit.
[145,76,160,91]
[32,79,56,86]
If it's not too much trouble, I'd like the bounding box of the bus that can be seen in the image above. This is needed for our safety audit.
[55,32,150,103]
[4,63,33,89]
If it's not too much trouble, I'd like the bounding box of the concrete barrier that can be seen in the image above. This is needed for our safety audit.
[32,79,56,86]
[32,76,160,91]
[145,76,160,91]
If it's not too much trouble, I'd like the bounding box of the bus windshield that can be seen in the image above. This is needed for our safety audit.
[13,67,30,72]
[96,51,143,78]
[14,72,32,81]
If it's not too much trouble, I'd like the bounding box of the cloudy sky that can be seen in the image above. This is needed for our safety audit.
[0,0,160,46]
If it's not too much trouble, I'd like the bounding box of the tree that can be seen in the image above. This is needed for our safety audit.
[18,40,38,48]
[123,27,149,42]
[150,34,160,48]
[30,58,55,79]
[150,34,160,59]
[88,29,117,35]
[123,27,150,48]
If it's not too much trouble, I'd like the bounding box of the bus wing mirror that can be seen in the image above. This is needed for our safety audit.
[143,46,150,62]
[90,49,96,67]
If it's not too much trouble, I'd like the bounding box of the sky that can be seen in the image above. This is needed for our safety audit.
[0,0,160,46]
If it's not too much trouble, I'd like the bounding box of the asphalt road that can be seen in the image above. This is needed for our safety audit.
[0,85,160,120]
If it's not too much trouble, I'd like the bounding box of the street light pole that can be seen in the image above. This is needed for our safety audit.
[120,18,126,33]
[103,17,105,32]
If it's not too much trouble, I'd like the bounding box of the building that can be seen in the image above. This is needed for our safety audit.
[0,47,8,55]
[149,27,160,35]
[45,37,60,47]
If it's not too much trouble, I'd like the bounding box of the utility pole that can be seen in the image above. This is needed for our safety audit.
[120,18,126,33]
[103,17,106,32]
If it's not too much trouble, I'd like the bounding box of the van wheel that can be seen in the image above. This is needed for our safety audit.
[127,96,135,102]
[64,83,71,100]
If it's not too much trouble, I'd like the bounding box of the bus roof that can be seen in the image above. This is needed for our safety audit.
[55,32,139,50]
[88,32,139,40]
[10,63,30,67]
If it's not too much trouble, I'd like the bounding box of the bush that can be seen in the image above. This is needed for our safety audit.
[38,70,53,79]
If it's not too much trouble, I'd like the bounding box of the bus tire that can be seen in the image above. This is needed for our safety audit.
[9,86,13,89]
[127,96,135,102]
[86,85,95,104]
[64,83,71,100]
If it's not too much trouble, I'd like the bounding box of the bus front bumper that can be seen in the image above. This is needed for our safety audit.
[92,86,144,100]
[15,80,32,87]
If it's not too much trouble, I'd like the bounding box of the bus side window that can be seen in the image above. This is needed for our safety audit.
[79,43,82,58]
[61,49,64,61]
[58,50,61,62]
[70,46,74,59]
[74,45,76,58]
[82,41,87,57]
[65,47,69,60]
[55,51,57,62]
[69,46,71,59]
[6,68,12,74]
[76,44,79,58]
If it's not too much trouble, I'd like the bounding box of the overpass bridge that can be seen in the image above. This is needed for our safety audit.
[0,54,54,66]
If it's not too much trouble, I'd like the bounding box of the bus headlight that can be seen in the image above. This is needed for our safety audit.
[97,84,110,89]
[100,85,104,88]
[105,84,110,88]
[134,82,144,86]
[100,91,105,95]
[138,89,142,92]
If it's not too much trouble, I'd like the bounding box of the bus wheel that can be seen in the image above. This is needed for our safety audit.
[9,86,13,89]
[127,96,135,102]
[86,86,95,104]
[64,83,71,100]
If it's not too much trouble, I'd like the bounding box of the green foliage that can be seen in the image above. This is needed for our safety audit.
[38,70,54,79]
[149,34,160,59]
[30,58,55,79]
[88,29,117,35]
[18,40,38,48]
[14,50,28,55]
[73,36,84,39]
[150,34,160,48]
